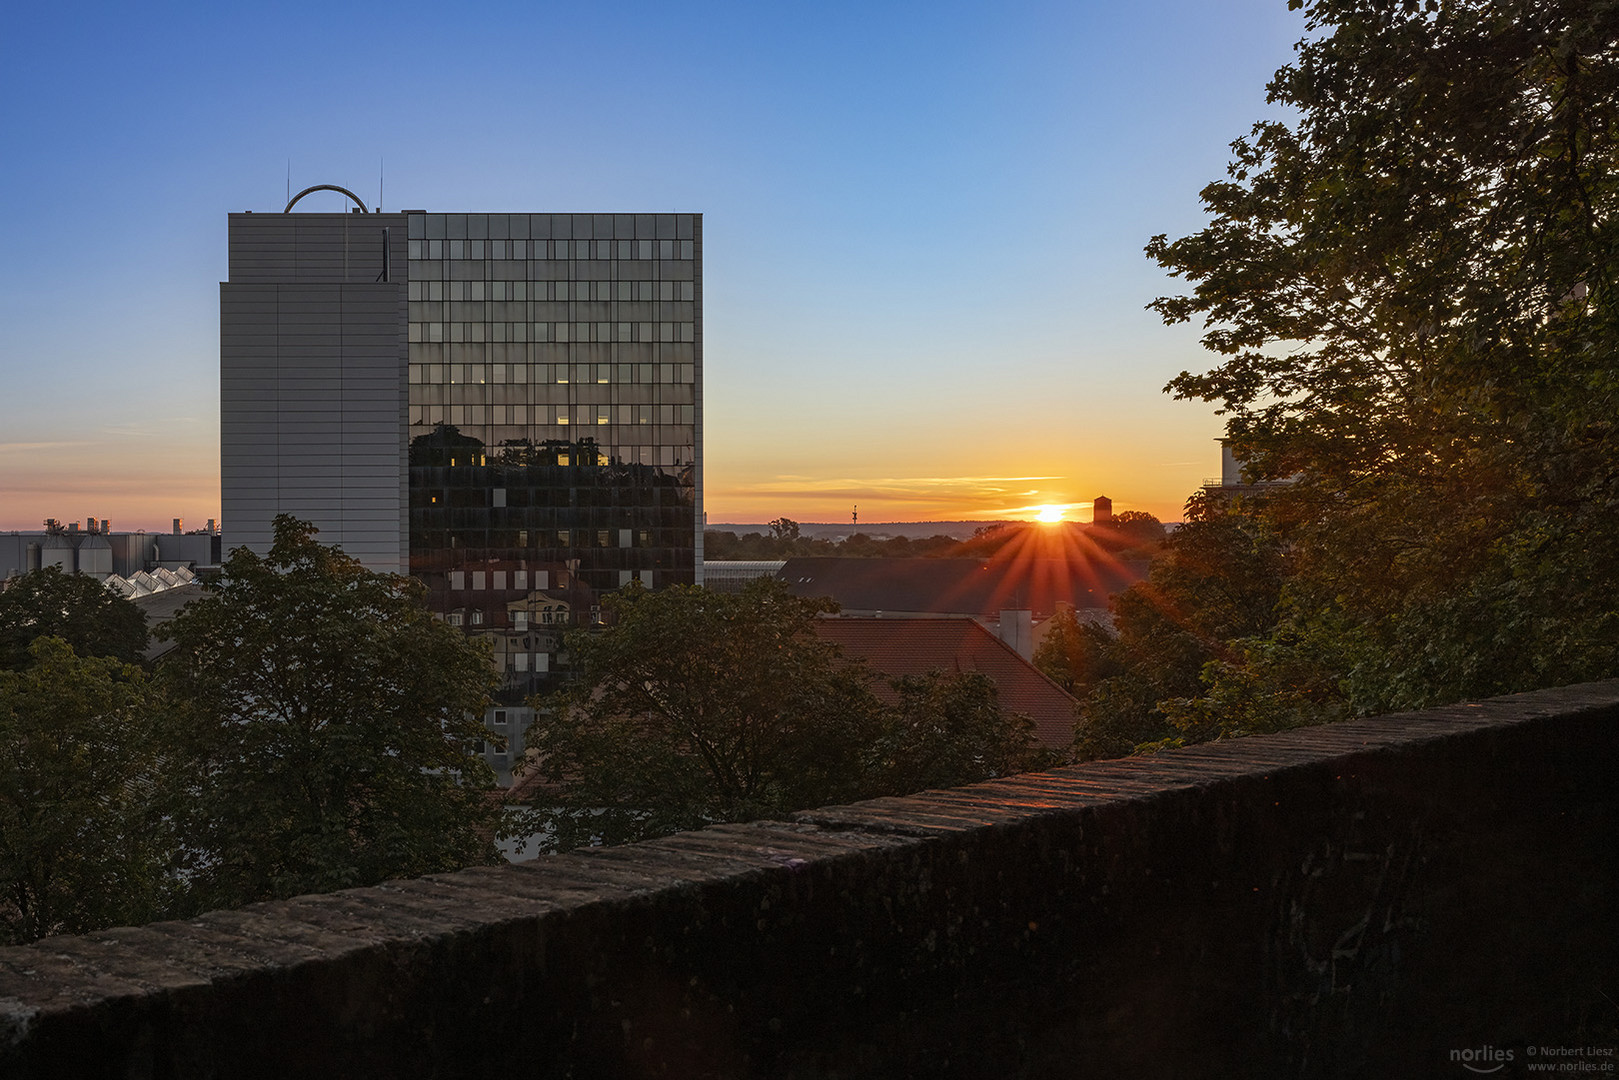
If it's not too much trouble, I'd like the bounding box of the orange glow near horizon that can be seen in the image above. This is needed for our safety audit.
[1,429,1213,532]
[702,483,1192,525]
[699,447,1215,525]
[0,447,220,534]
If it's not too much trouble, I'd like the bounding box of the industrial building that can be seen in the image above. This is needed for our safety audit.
[0,519,219,586]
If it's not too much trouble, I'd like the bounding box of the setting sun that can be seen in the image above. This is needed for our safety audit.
[1035,505,1065,523]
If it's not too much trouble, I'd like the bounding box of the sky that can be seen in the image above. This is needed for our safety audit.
[0,0,1305,531]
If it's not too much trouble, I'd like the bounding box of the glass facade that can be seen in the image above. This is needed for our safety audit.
[405,212,701,705]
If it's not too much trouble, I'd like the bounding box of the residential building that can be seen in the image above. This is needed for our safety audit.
[222,196,702,782]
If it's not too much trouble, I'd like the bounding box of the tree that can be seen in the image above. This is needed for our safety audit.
[0,638,175,943]
[1072,492,1287,758]
[1032,606,1115,694]
[879,670,1053,791]
[0,567,148,670]
[1110,510,1167,546]
[523,579,885,851]
[1145,0,1619,718]
[768,517,801,542]
[157,516,500,909]
[520,578,1049,853]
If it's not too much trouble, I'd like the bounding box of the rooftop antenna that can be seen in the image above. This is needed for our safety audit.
[285,159,290,207]
[378,156,384,213]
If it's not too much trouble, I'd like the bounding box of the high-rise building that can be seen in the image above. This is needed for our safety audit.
[222,195,702,781]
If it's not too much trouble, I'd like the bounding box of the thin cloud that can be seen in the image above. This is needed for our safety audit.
[739,490,951,504]
[735,474,1066,496]
[0,441,93,452]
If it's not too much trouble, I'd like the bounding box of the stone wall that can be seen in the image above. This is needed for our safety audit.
[2,682,1615,1078]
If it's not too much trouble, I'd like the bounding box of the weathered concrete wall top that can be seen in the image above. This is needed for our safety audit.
[2,683,1615,1079]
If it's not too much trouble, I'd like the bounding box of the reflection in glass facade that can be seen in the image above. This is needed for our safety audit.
[405,212,702,707]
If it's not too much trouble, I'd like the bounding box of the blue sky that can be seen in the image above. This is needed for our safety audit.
[0,0,1303,529]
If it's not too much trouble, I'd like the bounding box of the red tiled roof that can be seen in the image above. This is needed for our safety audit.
[814,617,1076,750]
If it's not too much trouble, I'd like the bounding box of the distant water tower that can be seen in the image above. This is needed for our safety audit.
[1092,496,1113,525]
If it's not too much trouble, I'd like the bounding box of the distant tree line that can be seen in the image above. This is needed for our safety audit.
[703,524,961,560]
[705,513,1165,561]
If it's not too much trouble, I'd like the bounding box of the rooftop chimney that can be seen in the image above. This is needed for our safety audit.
[999,609,1034,660]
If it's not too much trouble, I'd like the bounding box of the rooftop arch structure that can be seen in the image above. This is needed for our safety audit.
[283,184,369,213]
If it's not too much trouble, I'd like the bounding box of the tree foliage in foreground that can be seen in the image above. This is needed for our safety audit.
[1106,0,1619,747]
[520,579,1049,853]
[157,516,501,910]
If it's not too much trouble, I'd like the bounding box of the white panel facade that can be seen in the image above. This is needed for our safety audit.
[221,213,408,574]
